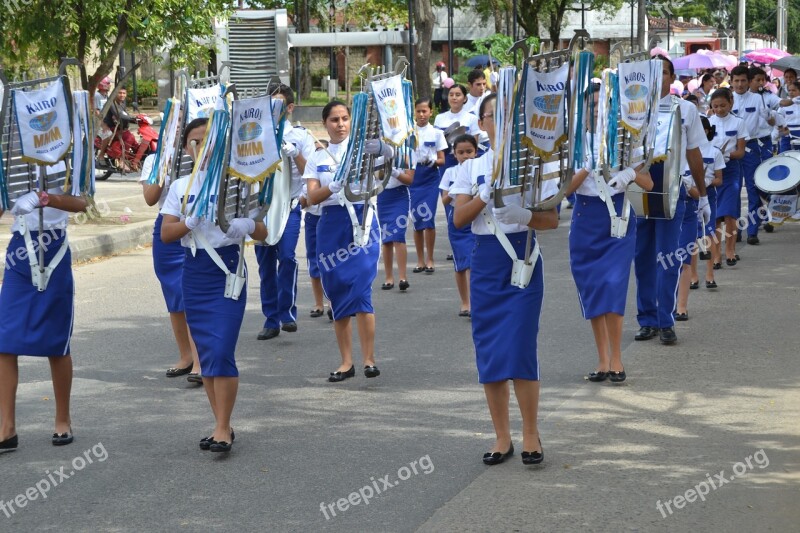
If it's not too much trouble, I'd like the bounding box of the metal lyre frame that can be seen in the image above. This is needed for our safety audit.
[339,57,410,245]
[495,29,590,212]
[0,58,81,291]
[168,63,232,188]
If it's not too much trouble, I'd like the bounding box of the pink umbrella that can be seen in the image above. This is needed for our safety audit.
[744,49,790,64]
[651,47,670,59]
[673,50,731,70]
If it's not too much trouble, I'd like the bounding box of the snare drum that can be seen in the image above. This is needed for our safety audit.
[754,152,800,193]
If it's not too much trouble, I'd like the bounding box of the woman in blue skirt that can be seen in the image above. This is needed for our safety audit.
[440,134,478,316]
[451,95,559,466]
[303,101,383,382]
[161,118,267,452]
[675,173,701,321]
[708,88,746,266]
[565,83,653,383]
[300,182,327,318]
[139,154,200,382]
[0,162,88,449]
[412,97,448,273]
[377,161,414,292]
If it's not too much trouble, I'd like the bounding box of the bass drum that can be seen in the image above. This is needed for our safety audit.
[264,154,293,246]
[755,151,800,193]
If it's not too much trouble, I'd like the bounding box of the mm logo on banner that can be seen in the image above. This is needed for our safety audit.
[530,94,563,131]
[237,114,265,157]
[625,84,649,114]
[30,110,63,147]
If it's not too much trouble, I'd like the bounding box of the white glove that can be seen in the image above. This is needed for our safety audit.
[478,183,492,204]
[328,180,343,194]
[281,142,300,159]
[681,175,694,190]
[425,158,437,168]
[492,204,532,227]
[10,191,40,216]
[390,168,403,179]
[184,216,200,230]
[226,217,256,239]
[364,139,395,158]
[607,167,636,194]
[697,195,711,227]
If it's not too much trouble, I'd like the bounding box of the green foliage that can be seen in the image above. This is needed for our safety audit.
[593,54,609,78]
[454,35,539,67]
[135,79,158,99]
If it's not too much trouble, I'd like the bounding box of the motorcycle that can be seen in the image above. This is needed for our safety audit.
[93,113,158,180]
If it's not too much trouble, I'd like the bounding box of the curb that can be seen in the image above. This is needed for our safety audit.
[70,221,154,264]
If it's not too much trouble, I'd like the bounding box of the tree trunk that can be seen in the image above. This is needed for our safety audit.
[413,0,435,100]
[492,0,503,34]
[546,0,570,48]
[517,0,543,39]
[297,0,312,99]
[637,0,647,49]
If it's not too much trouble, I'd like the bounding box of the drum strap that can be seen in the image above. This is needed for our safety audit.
[591,170,631,239]
[338,190,376,248]
[18,217,70,292]
[189,231,246,300]
[481,208,540,289]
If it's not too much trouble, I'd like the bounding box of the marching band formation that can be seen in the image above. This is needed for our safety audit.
[0,38,795,464]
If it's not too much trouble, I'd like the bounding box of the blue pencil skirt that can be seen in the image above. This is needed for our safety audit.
[678,196,699,266]
[0,231,73,356]
[317,204,380,320]
[410,164,440,230]
[569,194,635,319]
[716,161,742,219]
[304,213,321,279]
[182,245,245,378]
[152,214,185,313]
[704,187,718,237]
[446,205,474,272]
[377,186,410,243]
[470,232,543,384]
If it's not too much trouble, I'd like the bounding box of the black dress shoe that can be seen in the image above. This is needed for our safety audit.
[281,322,297,333]
[587,371,608,382]
[399,279,409,291]
[521,439,543,465]
[689,281,699,290]
[381,282,394,290]
[310,308,324,318]
[166,363,192,377]
[747,236,760,245]
[210,440,232,452]
[257,327,280,340]
[201,430,234,450]
[187,373,203,384]
[364,365,380,378]
[674,312,688,321]
[328,366,355,382]
[327,308,334,321]
[713,262,722,270]
[446,254,454,261]
[706,280,717,289]
[726,258,737,266]
[413,266,425,273]
[608,369,626,383]
[52,428,74,446]
[483,443,514,465]
[659,327,677,345]
[764,223,774,233]
[0,434,18,450]
[635,326,657,341]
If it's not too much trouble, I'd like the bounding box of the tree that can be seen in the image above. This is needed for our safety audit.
[414,0,436,100]
[0,0,236,96]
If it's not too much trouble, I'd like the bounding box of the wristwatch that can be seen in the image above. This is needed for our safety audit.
[38,191,50,207]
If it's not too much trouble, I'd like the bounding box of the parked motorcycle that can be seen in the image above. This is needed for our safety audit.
[94,113,158,180]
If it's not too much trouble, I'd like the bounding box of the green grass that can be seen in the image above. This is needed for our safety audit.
[298,90,335,106]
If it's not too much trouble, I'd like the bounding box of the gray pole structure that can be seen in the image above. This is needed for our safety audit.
[737,0,745,55]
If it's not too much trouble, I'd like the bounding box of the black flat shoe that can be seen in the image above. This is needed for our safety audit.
[521,439,543,465]
[425,266,435,274]
[328,366,355,382]
[483,443,514,465]
[201,430,234,450]
[327,308,333,321]
[674,312,688,321]
[381,282,394,290]
[399,280,409,291]
[458,309,471,317]
[735,254,740,261]
[281,322,297,333]
[52,428,74,446]
[747,236,760,245]
[706,280,717,289]
[310,308,324,318]
[0,434,18,450]
[635,326,658,341]
[587,371,608,382]
[446,254,454,261]
[608,369,626,383]
[764,223,774,233]
[364,365,380,378]
[413,266,425,273]
[166,363,192,377]
[726,258,737,266]
[187,373,203,384]
[659,327,677,345]
[689,281,699,290]
[257,327,280,340]
[210,440,232,453]
[713,262,722,270]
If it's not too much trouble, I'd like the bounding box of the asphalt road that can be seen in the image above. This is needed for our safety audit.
[2,199,799,532]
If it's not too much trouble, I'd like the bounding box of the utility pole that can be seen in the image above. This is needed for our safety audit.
[637,0,647,50]
[736,0,745,56]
